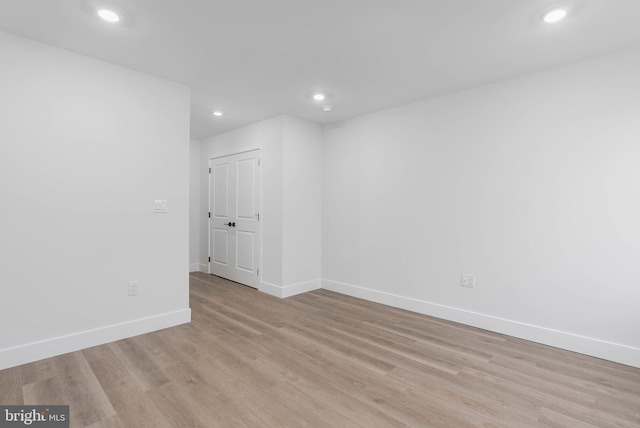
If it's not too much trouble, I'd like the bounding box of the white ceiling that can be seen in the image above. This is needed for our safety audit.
[2,0,640,140]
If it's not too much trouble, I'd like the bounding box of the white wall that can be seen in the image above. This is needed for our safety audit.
[282,116,322,294]
[200,116,284,287]
[322,47,640,368]
[189,139,201,272]
[0,31,191,370]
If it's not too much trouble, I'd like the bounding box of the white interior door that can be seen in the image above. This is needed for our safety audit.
[209,150,260,288]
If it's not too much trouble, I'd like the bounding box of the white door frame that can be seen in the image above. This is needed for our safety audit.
[208,148,262,287]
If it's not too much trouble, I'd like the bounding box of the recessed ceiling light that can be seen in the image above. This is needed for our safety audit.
[542,8,567,23]
[97,9,120,23]
[322,105,333,112]
[212,111,224,117]
[313,93,326,101]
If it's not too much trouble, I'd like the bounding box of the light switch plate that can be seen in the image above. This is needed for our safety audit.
[154,200,167,213]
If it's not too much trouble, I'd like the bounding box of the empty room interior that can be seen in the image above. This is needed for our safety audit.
[1,1,640,426]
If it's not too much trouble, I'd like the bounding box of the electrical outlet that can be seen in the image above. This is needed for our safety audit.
[461,274,476,288]
[128,281,140,296]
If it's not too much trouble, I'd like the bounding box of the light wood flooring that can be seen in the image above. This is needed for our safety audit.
[1,272,639,427]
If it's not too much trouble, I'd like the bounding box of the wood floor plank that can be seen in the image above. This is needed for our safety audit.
[167,368,260,428]
[108,338,172,392]
[0,366,23,405]
[247,335,406,427]
[22,376,70,408]
[389,364,542,427]
[104,387,173,428]
[53,352,116,426]
[84,415,125,428]
[145,382,212,428]
[84,345,140,395]
[538,406,602,428]
[254,323,476,426]
[2,271,639,427]
[16,358,57,386]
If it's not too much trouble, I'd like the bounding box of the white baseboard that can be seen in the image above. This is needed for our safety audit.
[259,279,321,298]
[198,263,209,273]
[322,279,640,369]
[258,280,284,298]
[0,308,191,371]
[282,279,321,298]
[189,263,200,272]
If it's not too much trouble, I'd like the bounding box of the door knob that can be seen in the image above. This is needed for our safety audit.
[224,222,235,227]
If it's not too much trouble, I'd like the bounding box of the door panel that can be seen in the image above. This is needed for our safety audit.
[212,164,229,218]
[235,231,254,272]
[236,158,255,219]
[209,150,260,288]
[213,229,228,265]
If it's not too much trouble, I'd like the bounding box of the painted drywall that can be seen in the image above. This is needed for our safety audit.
[0,31,191,370]
[200,116,284,288]
[322,47,640,367]
[282,116,322,293]
[189,139,201,272]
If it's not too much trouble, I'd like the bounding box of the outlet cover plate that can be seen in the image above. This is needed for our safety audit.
[461,274,476,288]
[128,280,140,296]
